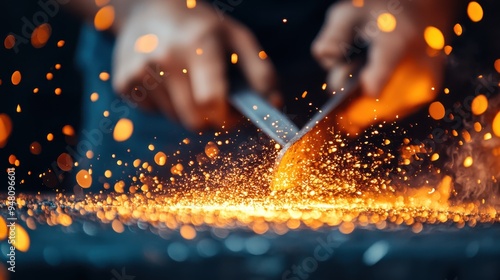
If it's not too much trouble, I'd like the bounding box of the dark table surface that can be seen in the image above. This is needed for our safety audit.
[5,221,500,280]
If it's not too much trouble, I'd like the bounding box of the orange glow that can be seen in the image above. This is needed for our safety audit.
[76,170,92,188]
[148,144,155,151]
[57,153,73,171]
[62,125,75,136]
[0,216,7,240]
[55,63,61,70]
[494,59,500,73]
[463,156,473,167]
[99,72,110,81]
[467,1,483,22]
[112,220,125,233]
[154,151,167,166]
[377,13,396,33]
[57,40,65,47]
[429,101,445,120]
[301,91,308,98]
[337,58,436,134]
[8,155,17,165]
[54,88,62,95]
[492,112,500,137]
[352,0,364,7]
[471,94,488,115]
[444,45,452,55]
[258,51,268,60]
[0,114,13,147]
[113,118,134,142]
[30,141,42,155]
[424,26,445,50]
[134,34,159,54]
[11,70,21,85]
[31,23,51,48]
[231,53,238,64]
[205,141,219,159]
[58,214,72,227]
[4,34,15,49]
[186,0,196,9]
[16,104,21,113]
[90,92,99,102]
[46,72,53,80]
[180,225,196,240]
[453,23,463,36]
[46,133,54,141]
[94,6,115,31]
[86,150,94,159]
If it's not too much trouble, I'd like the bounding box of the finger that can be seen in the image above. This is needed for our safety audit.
[187,36,228,127]
[311,2,364,70]
[224,19,282,107]
[164,72,206,130]
[326,62,359,91]
[360,35,406,97]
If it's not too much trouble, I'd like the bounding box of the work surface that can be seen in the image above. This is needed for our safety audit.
[8,217,500,280]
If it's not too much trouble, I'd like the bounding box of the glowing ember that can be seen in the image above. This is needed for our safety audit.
[492,112,500,137]
[453,23,463,36]
[204,141,219,159]
[0,113,13,147]
[11,70,21,85]
[429,101,445,120]
[76,170,92,188]
[94,5,115,31]
[31,23,51,48]
[467,1,483,22]
[30,141,42,155]
[99,72,110,81]
[62,125,75,136]
[154,151,167,166]
[186,0,196,9]
[377,13,396,33]
[471,94,488,115]
[57,153,73,171]
[424,26,445,50]
[258,51,268,60]
[113,118,134,142]
[231,53,238,64]
[494,59,500,74]
[4,34,15,49]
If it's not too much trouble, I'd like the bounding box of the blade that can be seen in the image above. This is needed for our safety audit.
[230,89,299,147]
[271,76,361,191]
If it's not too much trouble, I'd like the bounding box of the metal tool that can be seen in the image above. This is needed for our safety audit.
[230,72,361,190]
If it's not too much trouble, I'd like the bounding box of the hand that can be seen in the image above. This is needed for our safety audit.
[112,1,281,130]
[312,0,456,134]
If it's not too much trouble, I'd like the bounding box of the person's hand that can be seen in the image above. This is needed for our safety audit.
[112,1,281,130]
[312,0,455,134]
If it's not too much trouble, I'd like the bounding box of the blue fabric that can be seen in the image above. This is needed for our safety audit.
[75,24,221,188]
